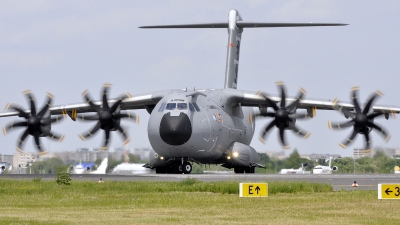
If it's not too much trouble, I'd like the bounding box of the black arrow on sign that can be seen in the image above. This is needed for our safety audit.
[385,188,393,195]
[255,186,260,194]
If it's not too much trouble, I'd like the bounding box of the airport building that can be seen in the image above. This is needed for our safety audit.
[266,151,286,159]
[309,153,341,161]
[0,154,13,166]
[133,147,151,161]
[353,148,365,159]
[12,152,37,168]
[352,147,399,158]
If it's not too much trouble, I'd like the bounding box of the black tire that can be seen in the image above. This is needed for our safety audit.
[173,164,183,174]
[234,167,245,174]
[155,167,167,174]
[244,167,255,173]
[182,162,192,174]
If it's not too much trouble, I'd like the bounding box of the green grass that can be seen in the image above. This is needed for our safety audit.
[0,178,398,224]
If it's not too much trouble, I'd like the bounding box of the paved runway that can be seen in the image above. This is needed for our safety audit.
[2,173,400,191]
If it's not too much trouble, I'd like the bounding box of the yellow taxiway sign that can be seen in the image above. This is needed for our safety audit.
[378,184,400,199]
[239,183,268,197]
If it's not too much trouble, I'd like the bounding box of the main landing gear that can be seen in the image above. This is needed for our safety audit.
[155,161,193,174]
[234,166,255,174]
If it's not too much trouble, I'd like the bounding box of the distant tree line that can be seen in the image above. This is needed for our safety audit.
[255,148,400,174]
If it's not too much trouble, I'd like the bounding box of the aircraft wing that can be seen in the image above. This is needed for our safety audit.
[228,89,400,118]
[0,90,171,119]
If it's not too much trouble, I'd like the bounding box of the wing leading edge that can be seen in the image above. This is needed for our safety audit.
[227,89,400,117]
[0,90,171,119]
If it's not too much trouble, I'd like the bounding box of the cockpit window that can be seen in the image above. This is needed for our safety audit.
[177,103,187,110]
[158,103,166,112]
[165,103,176,110]
[314,167,322,169]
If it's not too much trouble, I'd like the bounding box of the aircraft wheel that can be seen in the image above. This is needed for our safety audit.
[173,164,183,174]
[234,167,245,174]
[182,162,192,174]
[244,167,255,173]
[156,167,167,174]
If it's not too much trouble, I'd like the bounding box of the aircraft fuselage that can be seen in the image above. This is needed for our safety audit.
[147,89,254,164]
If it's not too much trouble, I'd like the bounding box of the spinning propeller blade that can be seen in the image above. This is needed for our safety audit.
[3,91,64,153]
[254,82,310,148]
[329,87,389,151]
[78,84,138,150]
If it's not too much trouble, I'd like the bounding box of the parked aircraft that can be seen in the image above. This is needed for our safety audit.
[0,164,10,174]
[312,157,338,174]
[72,163,86,174]
[279,163,310,174]
[72,158,108,174]
[112,163,151,174]
[0,10,399,174]
[90,158,108,174]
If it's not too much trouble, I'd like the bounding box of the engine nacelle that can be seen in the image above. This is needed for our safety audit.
[332,166,338,171]
[223,142,260,168]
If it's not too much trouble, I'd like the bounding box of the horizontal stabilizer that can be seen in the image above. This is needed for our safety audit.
[139,23,228,29]
[236,22,348,28]
[140,22,348,29]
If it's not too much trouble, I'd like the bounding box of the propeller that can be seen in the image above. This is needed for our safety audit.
[78,83,139,150]
[328,87,390,152]
[3,91,64,154]
[254,82,310,148]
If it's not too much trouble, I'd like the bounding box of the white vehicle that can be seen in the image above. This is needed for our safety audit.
[279,163,310,174]
[313,157,338,174]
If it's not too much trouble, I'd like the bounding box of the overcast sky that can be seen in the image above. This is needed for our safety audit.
[0,1,399,157]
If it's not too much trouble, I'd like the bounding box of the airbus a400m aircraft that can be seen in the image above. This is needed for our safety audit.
[1,10,400,174]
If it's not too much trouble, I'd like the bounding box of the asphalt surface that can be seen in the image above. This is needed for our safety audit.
[2,173,400,191]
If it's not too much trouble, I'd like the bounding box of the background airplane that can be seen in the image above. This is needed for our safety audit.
[313,157,338,174]
[112,163,151,174]
[72,158,108,174]
[279,163,310,174]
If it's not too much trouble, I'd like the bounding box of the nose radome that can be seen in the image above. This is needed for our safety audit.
[160,112,192,146]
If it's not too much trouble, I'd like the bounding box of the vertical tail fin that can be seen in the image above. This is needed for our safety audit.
[328,156,332,169]
[91,158,108,174]
[224,10,242,89]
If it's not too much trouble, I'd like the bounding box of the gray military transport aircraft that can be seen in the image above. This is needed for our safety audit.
[1,10,400,174]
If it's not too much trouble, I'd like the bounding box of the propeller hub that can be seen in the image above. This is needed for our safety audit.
[275,109,289,121]
[99,111,112,124]
[354,114,368,126]
[27,117,41,128]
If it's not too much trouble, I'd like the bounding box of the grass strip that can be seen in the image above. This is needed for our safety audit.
[1,178,397,225]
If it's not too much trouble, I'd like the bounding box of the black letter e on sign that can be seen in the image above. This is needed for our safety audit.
[249,185,253,194]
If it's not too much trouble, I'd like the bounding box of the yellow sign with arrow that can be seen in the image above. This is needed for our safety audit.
[239,183,268,197]
[378,184,400,199]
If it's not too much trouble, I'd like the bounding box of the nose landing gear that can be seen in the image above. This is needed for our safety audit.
[182,162,192,174]
[155,161,193,174]
[175,161,192,174]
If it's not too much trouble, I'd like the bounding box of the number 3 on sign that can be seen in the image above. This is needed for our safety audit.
[378,184,400,199]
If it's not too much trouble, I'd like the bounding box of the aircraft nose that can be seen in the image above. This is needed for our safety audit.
[160,112,192,146]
